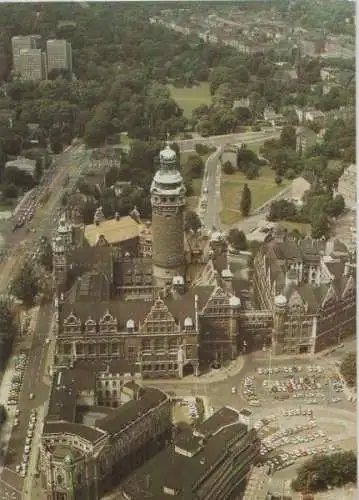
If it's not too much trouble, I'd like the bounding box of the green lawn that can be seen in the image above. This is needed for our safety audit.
[220,166,290,225]
[167,82,212,118]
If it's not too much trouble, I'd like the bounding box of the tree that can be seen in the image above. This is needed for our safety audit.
[280,125,296,150]
[246,163,260,180]
[2,183,18,198]
[184,210,201,232]
[0,298,16,370]
[240,183,251,217]
[184,154,204,179]
[222,160,235,175]
[10,262,39,306]
[327,194,345,218]
[340,352,356,387]
[292,451,356,493]
[38,237,53,272]
[275,173,283,185]
[268,200,298,222]
[105,166,121,188]
[311,213,331,240]
[227,229,247,251]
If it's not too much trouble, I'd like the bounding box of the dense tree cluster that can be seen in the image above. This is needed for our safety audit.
[0,2,353,159]
[227,228,247,251]
[340,352,356,387]
[0,298,17,371]
[292,451,356,492]
[10,261,40,306]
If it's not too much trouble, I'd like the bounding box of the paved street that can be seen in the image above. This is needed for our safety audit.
[195,132,282,232]
[178,129,280,152]
[0,303,53,499]
[0,145,90,294]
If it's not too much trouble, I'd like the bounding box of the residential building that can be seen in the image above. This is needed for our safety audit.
[295,107,325,124]
[263,107,285,126]
[46,39,72,76]
[11,35,43,79]
[40,367,172,500]
[336,164,356,211]
[120,406,260,500]
[13,47,46,81]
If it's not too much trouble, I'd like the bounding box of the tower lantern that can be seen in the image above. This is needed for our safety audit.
[150,143,186,287]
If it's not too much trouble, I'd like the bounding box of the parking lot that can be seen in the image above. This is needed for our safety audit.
[252,402,356,477]
[240,361,348,409]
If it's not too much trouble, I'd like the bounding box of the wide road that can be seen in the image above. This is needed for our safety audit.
[0,145,90,294]
[178,129,280,152]
[1,304,53,500]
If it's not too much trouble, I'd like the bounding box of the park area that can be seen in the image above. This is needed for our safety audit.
[220,165,290,225]
[167,82,212,118]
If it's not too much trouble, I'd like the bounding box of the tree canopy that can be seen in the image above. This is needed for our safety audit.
[292,451,357,493]
[10,261,40,306]
[240,183,251,217]
[340,352,356,387]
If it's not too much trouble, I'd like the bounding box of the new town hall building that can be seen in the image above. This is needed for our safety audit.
[51,144,356,378]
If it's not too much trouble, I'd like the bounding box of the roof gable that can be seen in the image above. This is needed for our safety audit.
[321,284,337,308]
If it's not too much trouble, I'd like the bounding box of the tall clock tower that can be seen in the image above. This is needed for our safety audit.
[151,144,186,287]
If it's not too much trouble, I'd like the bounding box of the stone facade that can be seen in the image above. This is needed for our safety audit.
[40,377,171,500]
[52,145,356,378]
[253,231,356,355]
[150,145,186,287]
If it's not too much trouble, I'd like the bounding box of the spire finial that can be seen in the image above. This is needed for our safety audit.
[166,130,170,147]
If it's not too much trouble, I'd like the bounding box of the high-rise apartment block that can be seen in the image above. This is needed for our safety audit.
[11,35,45,80]
[46,39,72,75]
[17,49,46,81]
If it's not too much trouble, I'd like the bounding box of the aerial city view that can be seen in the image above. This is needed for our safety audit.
[0,1,356,499]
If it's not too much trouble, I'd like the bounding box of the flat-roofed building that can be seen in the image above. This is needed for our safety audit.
[46,39,72,75]
[14,47,46,81]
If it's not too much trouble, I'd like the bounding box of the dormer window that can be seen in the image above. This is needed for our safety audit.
[184,317,193,331]
[126,319,135,332]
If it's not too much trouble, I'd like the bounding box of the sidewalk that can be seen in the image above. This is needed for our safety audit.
[146,356,246,385]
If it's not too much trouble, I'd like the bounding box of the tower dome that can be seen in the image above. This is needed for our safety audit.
[159,144,177,166]
[274,294,287,307]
